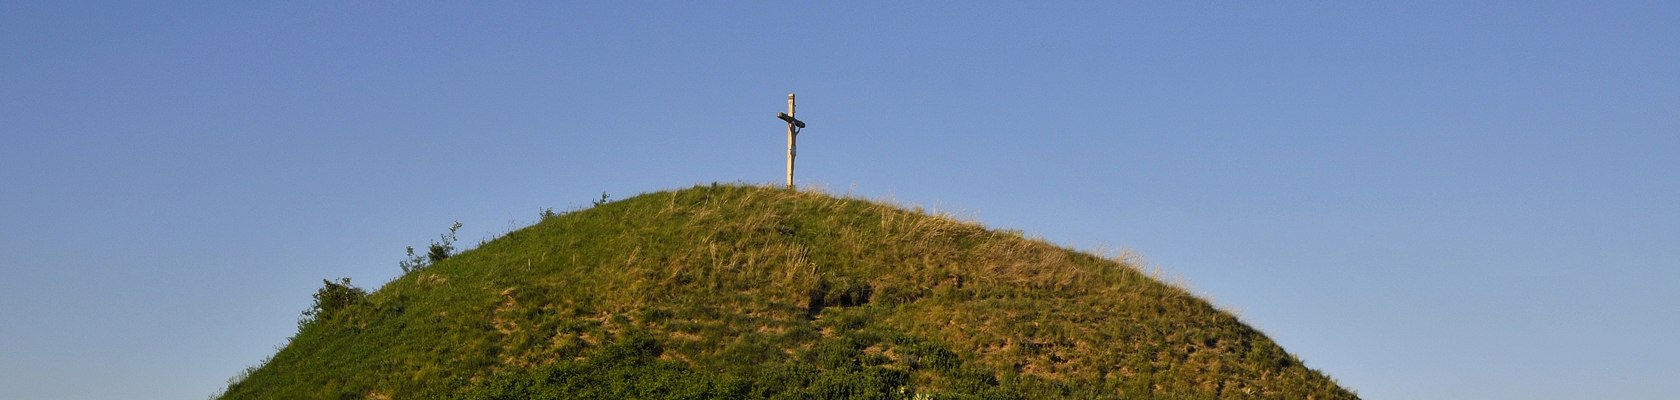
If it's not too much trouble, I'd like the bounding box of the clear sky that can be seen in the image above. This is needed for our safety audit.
[3,2,1677,399]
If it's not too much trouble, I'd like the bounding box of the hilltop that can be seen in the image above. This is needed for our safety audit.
[218,184,1356,399]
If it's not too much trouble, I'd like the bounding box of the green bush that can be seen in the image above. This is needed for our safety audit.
[297,278,366,330]
[400,221,463,273]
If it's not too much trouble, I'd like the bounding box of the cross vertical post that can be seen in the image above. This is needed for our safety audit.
[777,93,806,190]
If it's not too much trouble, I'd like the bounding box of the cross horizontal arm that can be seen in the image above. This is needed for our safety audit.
[777,112,806,128]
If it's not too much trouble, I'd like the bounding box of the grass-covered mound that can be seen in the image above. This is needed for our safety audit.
[219,184,1356,399]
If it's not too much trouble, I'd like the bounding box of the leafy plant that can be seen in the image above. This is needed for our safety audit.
[297,277,366,330]
[399,246,427,274]
[428,221,463,263]
[400,221,463,273]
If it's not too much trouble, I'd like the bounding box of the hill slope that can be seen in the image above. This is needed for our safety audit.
[220,184,1356,399]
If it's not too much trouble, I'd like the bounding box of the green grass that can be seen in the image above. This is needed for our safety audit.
[218,183,1357,399]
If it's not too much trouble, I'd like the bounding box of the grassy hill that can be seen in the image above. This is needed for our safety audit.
[218,184,1356,399]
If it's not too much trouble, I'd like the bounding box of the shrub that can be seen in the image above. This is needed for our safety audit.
[428,221,464,263]
[298,277,367,330]
[400,221,463,273]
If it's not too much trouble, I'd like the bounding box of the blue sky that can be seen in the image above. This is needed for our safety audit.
[3,2,1677,399]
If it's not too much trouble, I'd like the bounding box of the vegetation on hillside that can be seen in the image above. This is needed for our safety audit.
[218,183,1356,399]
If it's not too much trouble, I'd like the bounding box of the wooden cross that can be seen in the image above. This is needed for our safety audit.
[777,93,807,189]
